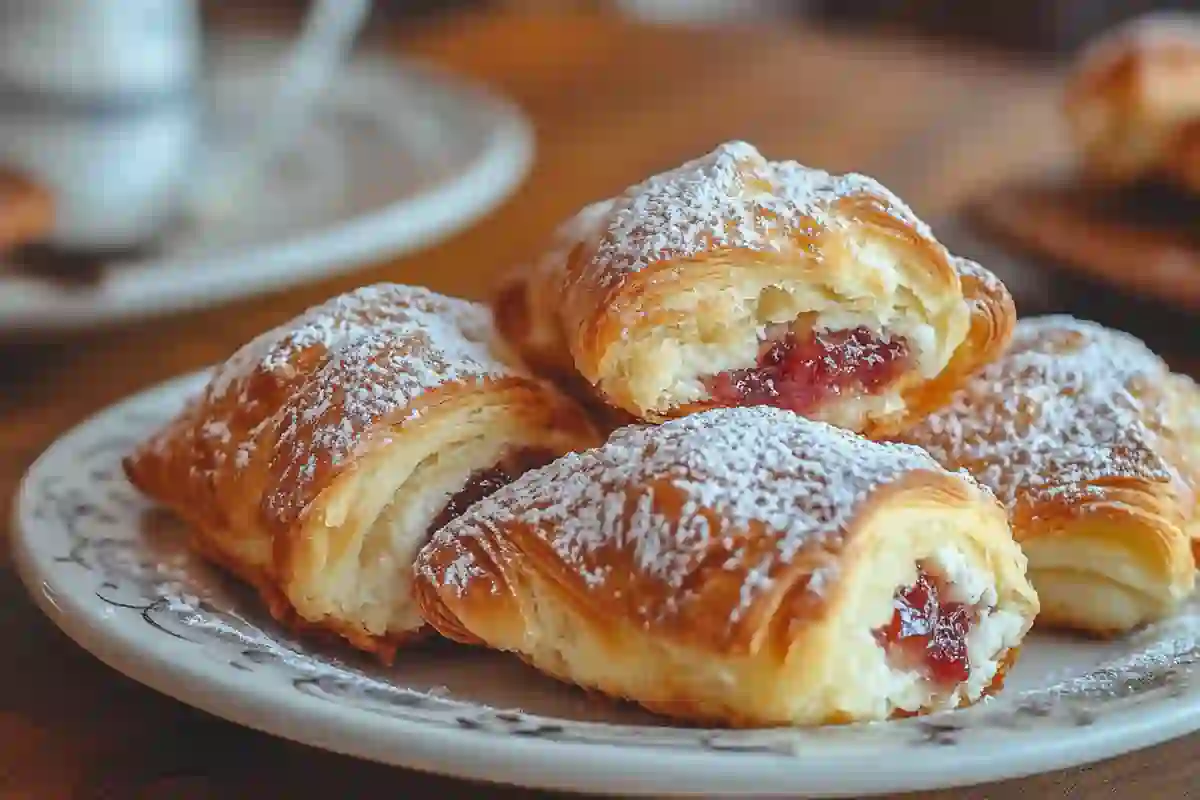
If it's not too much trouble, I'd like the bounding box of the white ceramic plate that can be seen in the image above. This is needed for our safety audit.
[11,371,1200,798]
[0,37,533,336]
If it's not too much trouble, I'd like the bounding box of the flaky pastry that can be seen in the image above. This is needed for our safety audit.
[1064,12,1200,194]
[898,316,1199,636]
[414,406,1038,727]
[494,141,1015,436]
[123,284,601,660]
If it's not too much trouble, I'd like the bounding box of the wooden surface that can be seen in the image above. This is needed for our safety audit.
[2,11,1197,799]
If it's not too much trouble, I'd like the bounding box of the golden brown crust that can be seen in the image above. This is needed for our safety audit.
[1165,370,1200,561]
[894,255,1017,435]
[1064,13,1200,194]
[124,283,601,659]
[897,316,1198,636]
[493,199,635,436]
[414,406,1038,727]
[492,141,1013,435]
[493,199,614,382]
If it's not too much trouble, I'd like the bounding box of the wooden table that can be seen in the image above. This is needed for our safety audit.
[1,11,1195,799]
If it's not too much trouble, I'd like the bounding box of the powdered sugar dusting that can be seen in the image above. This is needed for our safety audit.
[422,406,977,624]
[1033,601,1200,701]
[902,316,1180,511]
[541,198,617,271]
[951,255,1007,309]
[583,141,931,291]
[184,283,516,521]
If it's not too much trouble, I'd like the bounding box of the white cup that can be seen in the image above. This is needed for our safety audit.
[0,0,369,252]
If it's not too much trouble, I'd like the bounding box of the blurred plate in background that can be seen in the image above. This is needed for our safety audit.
[966,178,1200,315]
[0,35,534,336]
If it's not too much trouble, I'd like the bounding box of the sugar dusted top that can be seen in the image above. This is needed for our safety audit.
[579,140,932,291]
[422,406,976,623]
[952,255,1007,304]
[903,315,1179,511]
[183,283,516,521]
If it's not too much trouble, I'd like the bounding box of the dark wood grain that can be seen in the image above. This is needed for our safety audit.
[1,11,1194,799]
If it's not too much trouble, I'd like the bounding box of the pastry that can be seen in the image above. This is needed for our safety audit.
[1064,12,1200,194]
[897,316,1198,636]
[0,165,52,252]
[414,406,1039,727]
[123,283,601,660]
[494,141,1015,436]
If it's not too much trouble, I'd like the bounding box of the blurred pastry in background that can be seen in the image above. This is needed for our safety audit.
[1063,12,1200,196]
[963,12,1200,317]
[0,166,53,255]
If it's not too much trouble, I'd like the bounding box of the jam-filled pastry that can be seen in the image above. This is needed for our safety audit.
[898,316,1198,637]
[414,406,1039,727]
[1064,12,1200,194]
[123,284,601,660]
[494,141,1015,436]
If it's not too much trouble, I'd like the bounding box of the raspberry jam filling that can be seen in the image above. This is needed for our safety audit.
[427,447,558,535]
[874,568,976,687]
[705,325,910,414]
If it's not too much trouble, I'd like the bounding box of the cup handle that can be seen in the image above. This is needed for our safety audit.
[185,0,373,220]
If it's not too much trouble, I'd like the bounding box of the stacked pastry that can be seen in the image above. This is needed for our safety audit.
[124,140,1198,729]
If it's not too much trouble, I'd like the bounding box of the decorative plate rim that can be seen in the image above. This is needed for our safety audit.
[10,369,1200,797]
